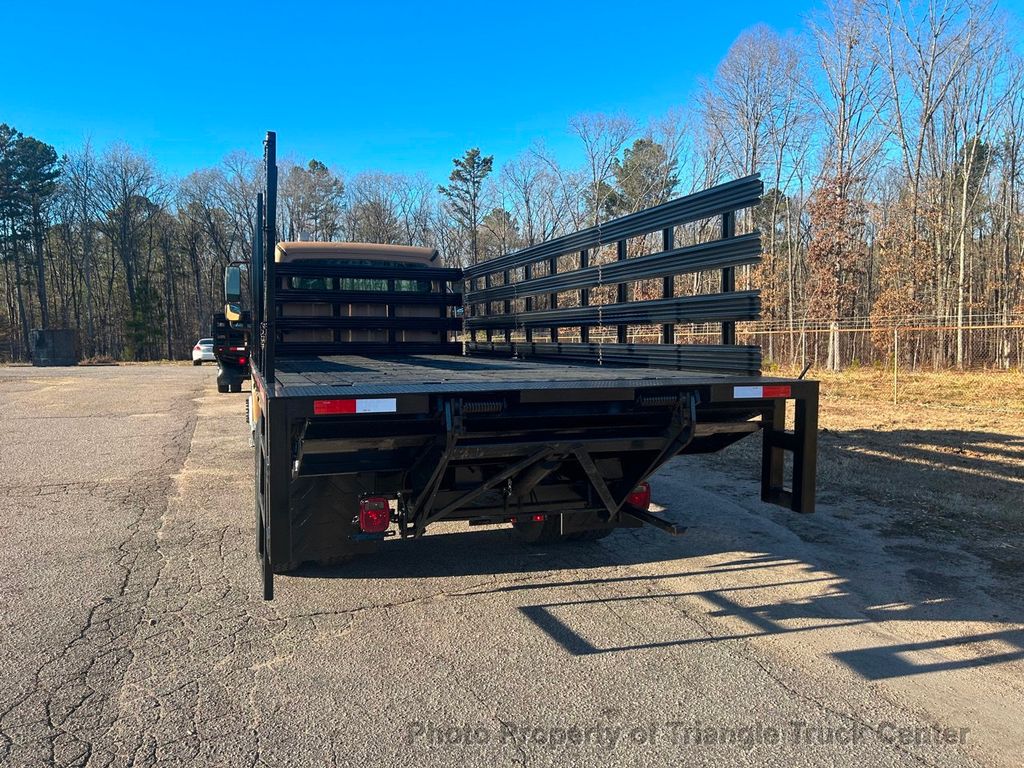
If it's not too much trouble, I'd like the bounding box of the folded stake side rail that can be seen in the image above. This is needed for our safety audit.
[243,132,818,600]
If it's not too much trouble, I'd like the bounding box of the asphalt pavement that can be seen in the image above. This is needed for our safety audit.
[0,364,1020,767]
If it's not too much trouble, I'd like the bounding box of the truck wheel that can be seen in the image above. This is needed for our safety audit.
[230,382,242,393]
[512,516,565,545]
[193,360,201,366]
[217,383,229,393]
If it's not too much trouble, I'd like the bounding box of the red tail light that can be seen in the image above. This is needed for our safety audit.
[358,497,391,533]
[531,514,545,522]
[625,482,651,511]
[193,345,200,350]
[238,357,247,365]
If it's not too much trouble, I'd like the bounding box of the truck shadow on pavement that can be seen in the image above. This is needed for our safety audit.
[512,547,1024,680]
[291,427,1024,682]
[819,427,1024,494]
[296,526,1024,681]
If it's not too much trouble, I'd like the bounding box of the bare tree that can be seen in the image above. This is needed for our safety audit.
[807,0,888,368]
[95,145,166,346]
[569,113,635,226]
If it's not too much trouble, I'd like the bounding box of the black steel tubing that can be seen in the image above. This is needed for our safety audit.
[276,263,462,281]
[464,291,760,331]
[275,289,463,305]
[275,341,465,357]
[464,233,761,305]
[465,342,762,375]
[277,316,461,331]
[463,175,762,279]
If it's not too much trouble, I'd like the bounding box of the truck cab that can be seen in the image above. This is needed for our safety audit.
[274,242,446,346]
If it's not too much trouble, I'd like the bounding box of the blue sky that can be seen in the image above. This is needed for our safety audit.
[3,0,1020,181]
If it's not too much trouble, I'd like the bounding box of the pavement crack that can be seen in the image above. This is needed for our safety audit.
[0,387,202,767]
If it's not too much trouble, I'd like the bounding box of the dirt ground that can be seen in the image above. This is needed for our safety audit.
[706,375,1024,600]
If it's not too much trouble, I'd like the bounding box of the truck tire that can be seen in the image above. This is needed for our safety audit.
[514,516,616,544]
[230,382,242,393]
[217,383,229,393]
[193,359,201,366]
[512,516,565,544]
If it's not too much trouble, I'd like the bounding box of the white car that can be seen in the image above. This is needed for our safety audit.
[192,338,215,365]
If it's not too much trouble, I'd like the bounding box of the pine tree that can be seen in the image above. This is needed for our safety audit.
[605,138,678,217]
[15,136,60,328]
[438,148,493,266]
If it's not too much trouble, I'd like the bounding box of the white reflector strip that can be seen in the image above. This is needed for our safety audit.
[733,386,764,399]
[733,385,792,399]
[355,398,397,413]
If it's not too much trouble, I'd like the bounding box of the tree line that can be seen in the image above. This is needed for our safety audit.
[1,0,1022,366]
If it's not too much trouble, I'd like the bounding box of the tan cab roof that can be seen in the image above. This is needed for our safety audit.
[275,242,438,264]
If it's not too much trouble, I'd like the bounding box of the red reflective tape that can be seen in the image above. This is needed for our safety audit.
[313,398,398,415]
[314,399,357,415]
[733,385,792,399]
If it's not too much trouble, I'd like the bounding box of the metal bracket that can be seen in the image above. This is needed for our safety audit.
[572,447,618,519]
[292,419,310,478]
[761,388,818,513]
[407,399,465,536]
[620,392,698,508]
[622,507,686,536]
[417,445,558,533]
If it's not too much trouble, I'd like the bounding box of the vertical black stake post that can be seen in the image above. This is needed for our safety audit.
[260,131,279,601]
[616,240,628,344]
[254,192,264,371]
[524,264,533,344]
[484,274,493,344]
[549,255,558,343]
[469,277,477,346]
[504,269,512,344]
[721,210,736,345]
[661,227,675,343]
[579,249,589,344]
[264,131,278,385]
[386,279,396,346]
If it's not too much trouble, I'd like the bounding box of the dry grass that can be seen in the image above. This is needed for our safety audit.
[706,368,1024,586]
[79,355,118,366]
[772,365,1024,414]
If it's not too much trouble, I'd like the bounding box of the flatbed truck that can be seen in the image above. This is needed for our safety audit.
[236,132,818,600]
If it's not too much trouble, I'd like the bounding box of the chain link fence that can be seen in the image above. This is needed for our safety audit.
[733,317,1024,413]
[460,313,1024,413]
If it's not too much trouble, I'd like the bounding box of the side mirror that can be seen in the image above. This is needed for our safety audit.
[224,265,242,303]
[225,303,242,322]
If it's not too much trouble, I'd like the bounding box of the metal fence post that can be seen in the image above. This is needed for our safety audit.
[893,326,899,405]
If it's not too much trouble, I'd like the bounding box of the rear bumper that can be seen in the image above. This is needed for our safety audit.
[256,377,816,569]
